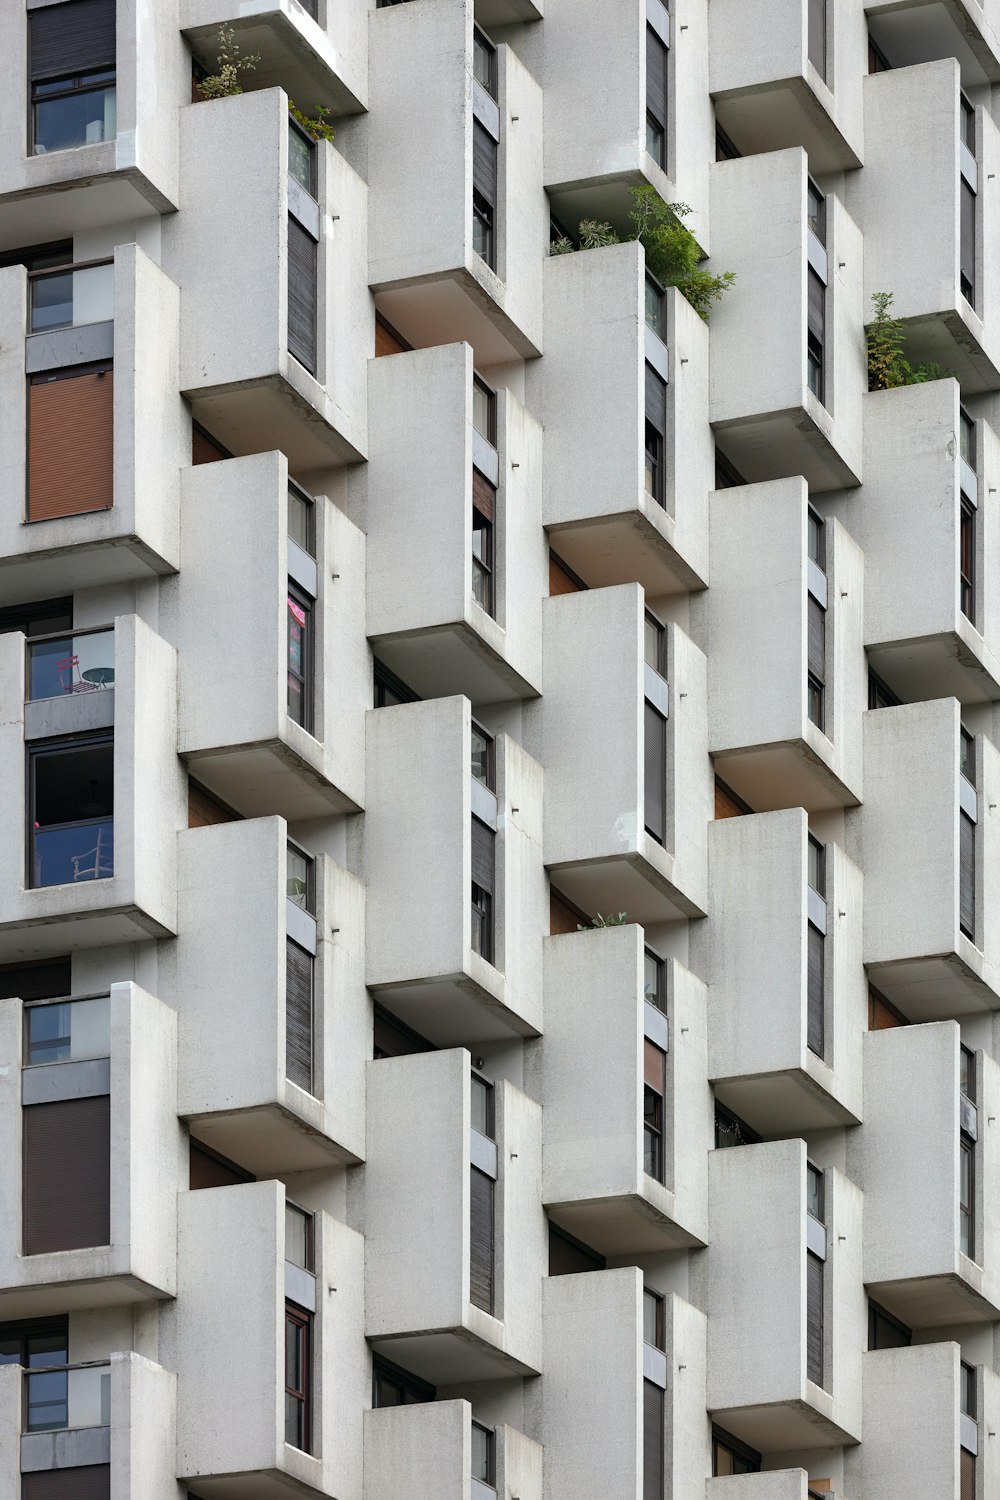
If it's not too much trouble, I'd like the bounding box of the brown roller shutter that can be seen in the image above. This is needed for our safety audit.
[23,1095,110,1255]
[643,1380,664,1500]
[189,1140,254,1190]
[807,1251,824,1386]
[808,595,825,683]
[960,812,976,940]
[472,121,497,206]
[375,315,410,357]
[288,217,317,374]
[471,818,495,896]
[469,1166,494,1313]
[188,781,240,828]
[714,778,750,819]
[286,939,314,1094]
[23,1467,111,1500]
[28,367,113,522]
[548,552,585,596]
[29,0,115,81]
[868,986,908,1030]
[472,467,495,523]
[644,1039,665,1091]
[961,1445,976,1500]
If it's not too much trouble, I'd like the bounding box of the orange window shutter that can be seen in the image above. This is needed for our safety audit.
[28,367,114,521]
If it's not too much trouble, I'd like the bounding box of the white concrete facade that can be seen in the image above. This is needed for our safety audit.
[1,2,999,1498]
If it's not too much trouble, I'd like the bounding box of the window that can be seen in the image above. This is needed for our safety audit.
[867,1298,911,1350]
[807,836,826,1058]
[808,596,826,731]
[471,817,495,963]
[715,122,741,161]
[868,985,908,1030]
[25,994,108,1066]
[472,1422,496,1487]
[807,0,827,79]
[960,96,977,306]
[806,1163,825,1389]
[473,376,497,445]
[470,1075,496,1314]
[960,1043,976,1259]
[0,958,72,1003]
[285,1202,314,1272]
[0,598,73,642]
[645,274,666,340]
[372,1355,435,1407]
[645,25,668,170]
[807,1161,825,1224]
[288,217,318,373]
[644,613,668,845]
[288,119,317,197]
[286,936,314,1096]
[287,841,314,911]
[714,1102,761,1149]
[960,730,976,943]
[807,181,826,244]
[868,34,892,73]
[471,1072,494,1138]
[644,1038,666,1183]
[29,735,113,888]
[28,363,114,522]
[644,949,666,1013]
[287,584,313,732]
[471,723,495,789]
[642,1287,666,1500]
[643,1288,665,1351]
[868,668,901,711]
[284,1303,311,1452]
[29,0,116,156]
[473,27,497,99]
[807,267,826,405]
[0,1317,69,1432]
[373,658,419,708]
[960,499,976,623]
[644,364,667,506]
[961,1363,978,1500]
[714,449,746,489]
[960,407,976,468]
[548,1222,605,1276]
[288,484,315,558]
[472,481,495,616]
[713,1427,761,1476]
[473,124,498,271]
[189,1139,254,1190]
[24,1095,110,1254]
[372,1005,434,1060]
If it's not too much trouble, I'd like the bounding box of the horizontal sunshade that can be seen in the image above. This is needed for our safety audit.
[30,0,116,82]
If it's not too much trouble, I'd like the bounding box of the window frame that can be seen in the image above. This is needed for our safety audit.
[286,580,315,734]
[284,1302,312,1453]
[27,732,115,890]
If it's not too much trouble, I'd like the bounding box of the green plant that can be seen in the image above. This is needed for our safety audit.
[866,291,953,391]
[196,24,260,100]
[546,185,735,322]
[576,912,629,930]
[289,101,336,144]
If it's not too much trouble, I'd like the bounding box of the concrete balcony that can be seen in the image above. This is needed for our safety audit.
[850,382,1000,703]
[175,816,366,1174]
[364,1050,544,1383]
[703,810,864,1135]
[710,0,864,170]
[866,0,1000,89]
[863,1023,1000,1326]
[177,450,366,820]
[366,0,544,362]
[182,0,367,117]
[543,586,710,924]
[0,1352,177,1500]
[364,1399,542,1500]
[0,983,176,1320]
[854,60,1000,392]
[542,0,711,250]
[708,1140,864,1451]
[705,479,864,812]
[541,1270,708,1500]
[535,245,711,594]
[176,1181,365,1500]
[0,616,184,961]
[709,150,864,491]
[846,1345,1000,1500]
[362,341,544,703]
[541,926,710,1252]
[0,245,184,605]
[164,87,368,467]
[0,0,182,249]
[707,1477,839,1500]
[857,701,1000,1017]
[365,697,544,1045]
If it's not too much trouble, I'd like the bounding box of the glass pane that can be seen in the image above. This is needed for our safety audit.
[807,183,825,241]
[961,729,975,784]
[33,822,114,888]
[808,838,825,895]
[807,1163,824,1223]
[284,1391,303,1446]
[34,85,116,155]
[287,845,312,911]
[472,558,491,612]
[961,411,975,466]
[288,123,315,196]
[27,629,115,701]
[645,277,664,336]
[646,117,664,162]
[287,592,310,728]
[644,950,664,1011]
[285,1320,301,1386]
[471,1422,493,1482]
[961,1047,975,1102]
[472,381,494,443]
[26,996,109,1066]
[25,1368,68,1432]
[643,1289,661,1348]
[285,1204,312,1270]
[473,33,496,96]
[288,487,314,555]
[471,726,492,786]
[807,510,824,567]
[645,616,664,673]
[471,1074,493,1138]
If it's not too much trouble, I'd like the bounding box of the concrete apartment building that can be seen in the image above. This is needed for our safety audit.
[0,0,996,1496]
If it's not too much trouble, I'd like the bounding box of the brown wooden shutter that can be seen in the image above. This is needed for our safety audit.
[548,553,584,596]
[29,0,115,81]
[286,938,314,1094]
[644,701,666,843]
[375,315,410,357]
[714,779,749,819]
[188,781,240,828]
[0,958,71,1001]
[868,986,908,1031]
[961,1445,976,1500]
[288,218,318,374]
[960,812,976,940]
[23,1096,110,1255]
[642,1380,664,1500]
[469,1166,494,1313]
[22,1467,111,1500]
[189,1140,254,1190]
[28,367,114,521]
[472,468,495,523]
[192,425,229,466]
[807,923,825,1057]
[807,1251,824,1386]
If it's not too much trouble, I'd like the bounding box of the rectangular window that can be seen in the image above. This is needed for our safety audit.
[23,1095,110,1255]
[807,594,826,731]
[645,26,668,170]
[286,938,314,1096]
[28,364,114,522]
[29,0,116,157]
[288,483,315,558]
[189,1139,254,1190]
[0,958,72,1003]
[25,995,109,1067]
[807,267,826,405]
[961,178,976,305]
[372,1004,434,1061]
[645,274,666,340]
[643,1287,665,1350]
[287,216,318,374]
[372,1355,435,1407]
[961,1363,977,1500]
[288,119,317,198]
[807,922,825,1058]
[715,122,741,161]
[643,1380,664,1500]
[807,182,826,244]
[470,1165,495,1314]
[960,809,976,942]
[644,611,667,846]
[473,122,498,271]
[287,584,314,733]
[373,658,419,709]
[287,841,314,911]
[807,1249,824,1386]
[644,949,666,1013]
[867,1298,911,1350]
[868,985,909,1030]
[472,1421,496,1485]
[807,0,827,79]
[644,1039,666,1183]
[713,1427,761,1476]
[868,34,892,73]
[284,1303,311,1452]
[472,471,496,617]
[960,407,976,468]
[473,376,497,444]
[868,669,901,711]
[473,27,497,100]
[714,1102,762,1150]
[960,1135,975,1259]
[471,723,495,789]
[471,816,495,964]
[548,1223,605,1276]
[960,498,976,623]
[29,735,114,889]
[285,1202,314,1272]
[644,364,667,507]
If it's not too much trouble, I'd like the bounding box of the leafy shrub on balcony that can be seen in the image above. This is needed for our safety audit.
[867,292,953,391]
[196,25,260,99]
[549,187,735,322]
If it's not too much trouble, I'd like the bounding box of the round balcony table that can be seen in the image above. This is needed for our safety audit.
[81,667,115,688]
